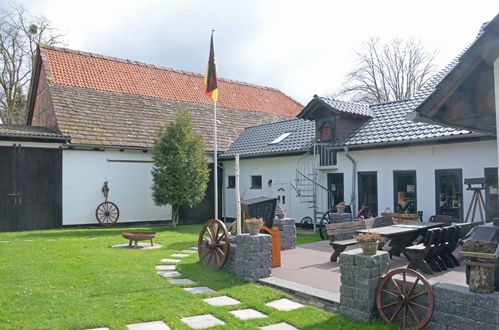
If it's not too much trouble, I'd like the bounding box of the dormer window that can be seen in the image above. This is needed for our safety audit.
[319,121,333,141]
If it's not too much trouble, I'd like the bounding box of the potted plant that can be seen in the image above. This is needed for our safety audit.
[354,232,381,255]
[245,217,264,235]
[275,206,287,219]
[459,240,499,293]
[336,202,346,214]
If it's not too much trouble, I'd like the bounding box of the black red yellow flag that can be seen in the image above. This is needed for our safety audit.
[204,32,218,102]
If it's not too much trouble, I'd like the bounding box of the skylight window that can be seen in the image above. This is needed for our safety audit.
[269,132,292,145]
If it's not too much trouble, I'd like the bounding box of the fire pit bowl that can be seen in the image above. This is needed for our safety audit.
[122,232,156,247]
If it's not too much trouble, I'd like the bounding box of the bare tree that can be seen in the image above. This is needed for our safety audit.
[339,38,438,104]
[0,2,63,124]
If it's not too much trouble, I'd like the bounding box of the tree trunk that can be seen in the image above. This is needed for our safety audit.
[171,205,179,229]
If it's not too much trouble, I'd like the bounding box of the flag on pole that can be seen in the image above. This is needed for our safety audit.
[204,32,218,102]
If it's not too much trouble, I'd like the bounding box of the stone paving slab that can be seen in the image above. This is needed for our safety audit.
[230,308,267,320]
[168,278,196,285]
[181,249,197,253]
[160,258,181,263]
[126,321,170,330]
[265,298,304,311]
[155,265,176,271]
[171,253,190,257]
[183,287,216,294]
[189,247,198,250]
[157,271,181,278]
[181,314,225,329]
[260,323,298,330]
[203,295,241,306]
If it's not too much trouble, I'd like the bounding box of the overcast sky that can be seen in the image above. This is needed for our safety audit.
[18,0,499,104]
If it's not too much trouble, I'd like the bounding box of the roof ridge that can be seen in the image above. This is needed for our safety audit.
[242,117,308,131]
[39,44,297,96]
[369,98,410,107]
[316,95,369,107]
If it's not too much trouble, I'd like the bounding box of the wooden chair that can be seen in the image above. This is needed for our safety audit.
[442,226,460,267]
[433,227,450,271]
[406,228,440,275]
[326,221,366,262]
[429,215,453,226]
[423,228,443,273]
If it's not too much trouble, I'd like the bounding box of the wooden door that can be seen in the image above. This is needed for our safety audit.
[16,147,62,230]
[0,146,17,231]
[0,145,62,232]
[358,171,378,216]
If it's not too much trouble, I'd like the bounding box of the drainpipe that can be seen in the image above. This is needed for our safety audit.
[344,146,357,218]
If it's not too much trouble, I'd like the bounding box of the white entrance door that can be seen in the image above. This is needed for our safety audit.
[273,182,291,215]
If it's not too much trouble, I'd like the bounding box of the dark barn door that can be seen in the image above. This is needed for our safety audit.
[0,145,62,232]
[180,163,222,224]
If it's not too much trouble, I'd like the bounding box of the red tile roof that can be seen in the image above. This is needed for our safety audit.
[41,46,302,117]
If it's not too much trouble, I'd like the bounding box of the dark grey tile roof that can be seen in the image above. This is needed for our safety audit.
[221,118,315,157]
[0,124,67,140]
[318,96,372,117]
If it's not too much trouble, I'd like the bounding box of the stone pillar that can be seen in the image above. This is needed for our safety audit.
[339,248,390,322]
[233,233,272,283]
[274,218,296,250]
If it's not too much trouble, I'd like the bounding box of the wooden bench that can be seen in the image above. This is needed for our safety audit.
[381,212,419,224]
[326,221,366,262]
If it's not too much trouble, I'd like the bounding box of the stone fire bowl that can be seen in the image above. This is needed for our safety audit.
[122,232,157,241]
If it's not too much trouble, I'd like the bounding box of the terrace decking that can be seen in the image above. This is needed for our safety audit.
[269,240,468,294]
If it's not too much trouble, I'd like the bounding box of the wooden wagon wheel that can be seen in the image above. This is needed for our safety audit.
[356,205,374,219]
[95,201,120,227]
[377,268,434,329]
[198,219,230,269]
[319,208,335,239]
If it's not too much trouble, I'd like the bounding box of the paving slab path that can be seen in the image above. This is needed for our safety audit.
[126,321,170,330]
[157,271,181,278]
[168,278,196,284]
[160,258,181,263]
[203,295,241,306]
[266,298,304,311]
[171,253,190,257]
[260,323,298,330]
[183,286,216,294]
[155,265,176,271]
[230,308,267,320]
[181,314,225,329]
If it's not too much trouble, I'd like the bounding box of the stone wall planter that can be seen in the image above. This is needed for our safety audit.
[464,260,498,293]
[247,223,261,235]
[359,242,378,255]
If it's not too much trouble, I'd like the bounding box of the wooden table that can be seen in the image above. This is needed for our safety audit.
[392,222,445,229]
[357,226,420,258]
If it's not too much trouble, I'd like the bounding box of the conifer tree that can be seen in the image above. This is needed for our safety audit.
[151,109,210,228]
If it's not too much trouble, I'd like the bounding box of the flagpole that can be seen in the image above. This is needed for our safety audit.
[214,100,218,220]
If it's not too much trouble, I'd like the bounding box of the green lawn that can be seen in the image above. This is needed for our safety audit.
[296,232,324,245]
[0,225,392,329]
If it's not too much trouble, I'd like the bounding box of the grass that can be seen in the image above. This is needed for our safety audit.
[0,225,393,329]
[296,232,325,245]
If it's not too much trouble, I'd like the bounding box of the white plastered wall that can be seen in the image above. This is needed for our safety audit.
[63,149,171,225]
[223,139,497,223]
[222,154,315,223]
[494,57,499,171]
